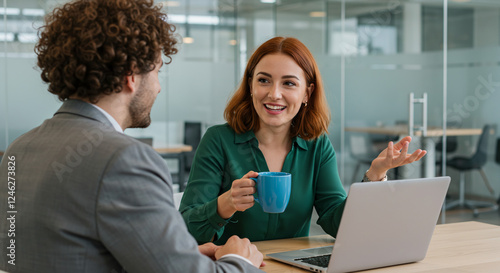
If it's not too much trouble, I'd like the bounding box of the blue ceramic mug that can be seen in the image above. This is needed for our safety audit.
[251,172,291,213]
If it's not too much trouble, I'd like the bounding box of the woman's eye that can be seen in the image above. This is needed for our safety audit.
[257,78,269,83]
[284,81,296,87]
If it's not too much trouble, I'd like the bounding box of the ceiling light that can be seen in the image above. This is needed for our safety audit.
[22,9,45,17]
[309,11,326,18]
[168,14,219,25]
[169,14,186,23]
[18,33,38,43]
[260,0,276,3]
[0,32,15,42]
[183,37,194,44]
[0,8,21,16]
[162,1,180,7]
[187,15,219,25]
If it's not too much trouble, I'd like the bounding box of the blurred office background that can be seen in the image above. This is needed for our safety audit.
[1,0,500,219]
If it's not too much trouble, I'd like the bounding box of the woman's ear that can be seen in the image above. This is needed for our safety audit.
[304,83,315,103]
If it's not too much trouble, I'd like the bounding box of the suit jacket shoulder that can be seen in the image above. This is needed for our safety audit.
[0,100,262,273]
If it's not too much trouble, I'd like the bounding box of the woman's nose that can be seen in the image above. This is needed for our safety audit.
[268,84,282,100]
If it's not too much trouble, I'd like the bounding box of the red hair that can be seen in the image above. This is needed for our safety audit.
[224,37,330,140]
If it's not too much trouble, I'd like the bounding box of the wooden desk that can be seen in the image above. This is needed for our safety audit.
[255,221,500,273]
[154,145,192,154]
[345,125,483,137]
[155,145,192,191]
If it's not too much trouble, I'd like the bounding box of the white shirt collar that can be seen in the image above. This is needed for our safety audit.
[90,104,124,133]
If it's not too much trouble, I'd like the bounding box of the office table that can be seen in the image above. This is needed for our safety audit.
[255,221,500,272]
[344,126,484,178]
[344,126,483,137]
[155,145,192,191]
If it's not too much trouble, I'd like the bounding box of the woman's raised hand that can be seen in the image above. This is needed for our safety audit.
[366,136,427,181]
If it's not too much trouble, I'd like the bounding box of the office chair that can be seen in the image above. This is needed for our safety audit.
[496,138,500,208]
[436,136,458,154]
[435,121,460,176]
[435,136,458,176]
[183,121,202,181]
[445,124,498,216]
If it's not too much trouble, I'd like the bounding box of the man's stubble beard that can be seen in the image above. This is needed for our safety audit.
[128,86,153,129]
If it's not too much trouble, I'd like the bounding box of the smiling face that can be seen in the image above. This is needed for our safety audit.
[250,53,312,132]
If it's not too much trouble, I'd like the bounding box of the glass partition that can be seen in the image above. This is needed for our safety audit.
[446,0,500,202]
[339,0,444,182]
[127,0,239,147]
[272,0,345,175]
[1,0,499,214]
[1,0,57,152]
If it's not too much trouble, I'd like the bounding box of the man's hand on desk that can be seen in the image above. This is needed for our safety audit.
[214,235,265,268]
[198,242,222,260]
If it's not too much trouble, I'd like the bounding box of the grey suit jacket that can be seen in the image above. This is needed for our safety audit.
[0,100,262,273]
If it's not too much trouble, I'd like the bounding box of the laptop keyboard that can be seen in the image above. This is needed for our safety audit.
[295,254,331,268]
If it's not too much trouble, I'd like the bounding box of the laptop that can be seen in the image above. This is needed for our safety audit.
[266,176,450,273]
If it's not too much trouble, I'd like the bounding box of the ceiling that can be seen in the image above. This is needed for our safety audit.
[3,0,498,47]
[5,0,500,16]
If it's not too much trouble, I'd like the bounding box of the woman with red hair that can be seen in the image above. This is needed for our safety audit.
[180,37,426,244]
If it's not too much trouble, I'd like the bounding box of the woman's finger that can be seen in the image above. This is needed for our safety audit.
[232,185,255,197]
[415,150,427,161]
[234,195,255,204]
[393,136,412,151]
[385,141,394,163]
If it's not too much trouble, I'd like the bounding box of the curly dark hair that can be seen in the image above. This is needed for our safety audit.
[35,0,178,103]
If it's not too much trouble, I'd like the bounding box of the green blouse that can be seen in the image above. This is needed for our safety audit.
[179,124,347,244]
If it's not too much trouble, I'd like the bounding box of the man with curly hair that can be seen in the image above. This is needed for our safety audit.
[0,0,263,272]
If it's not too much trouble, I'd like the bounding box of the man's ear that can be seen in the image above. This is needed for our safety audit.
[124,73,138,94]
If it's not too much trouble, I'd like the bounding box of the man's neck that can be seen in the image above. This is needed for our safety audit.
[69,94,131,130]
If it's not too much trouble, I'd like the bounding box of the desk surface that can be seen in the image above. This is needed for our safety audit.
[345,126,483,137]
[154,145,192,154]
[255,221,500,273]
